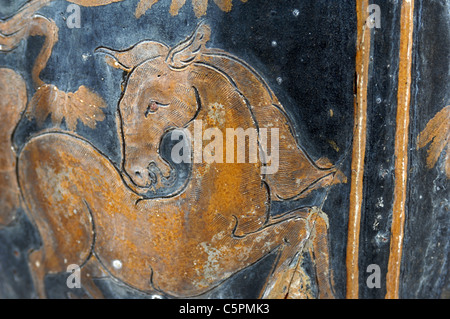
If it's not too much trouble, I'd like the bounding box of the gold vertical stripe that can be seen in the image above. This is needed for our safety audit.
[386,0,415,299]
[346,0,371,299]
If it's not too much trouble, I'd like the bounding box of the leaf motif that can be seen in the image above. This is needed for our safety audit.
[213,0,233,13]
[135,0,160,18]
[27,84,107,131]
[169,0,187,16]
[135,0,244,18]
[417,105,450,178]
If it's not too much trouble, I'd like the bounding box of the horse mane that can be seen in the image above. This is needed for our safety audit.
[191,48,346,200]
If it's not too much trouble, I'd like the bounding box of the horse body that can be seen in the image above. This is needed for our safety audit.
[17,130,304,297]
[15,24,342,298]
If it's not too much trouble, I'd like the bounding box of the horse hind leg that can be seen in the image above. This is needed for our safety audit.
[28,245,106,299]
[17,133,123,298]
[24,198,96,298]
[0,68,27,227]
[18,148,96,297]
[64,254,107,299]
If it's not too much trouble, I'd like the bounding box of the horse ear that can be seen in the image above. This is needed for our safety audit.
[166,23,211,69]
[95,41,169,72]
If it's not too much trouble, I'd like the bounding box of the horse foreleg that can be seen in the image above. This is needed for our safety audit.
[28,248,47,299]
[259,209,312,299]
[306,210,335,299]
[260,208,335,299]
[79,255,108,299]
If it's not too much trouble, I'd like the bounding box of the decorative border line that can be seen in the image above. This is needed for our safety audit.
[386,0,415,299]
[346,0,371,299]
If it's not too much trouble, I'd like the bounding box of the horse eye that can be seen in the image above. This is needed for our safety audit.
[144,101,170,117]
[145,101,159,117]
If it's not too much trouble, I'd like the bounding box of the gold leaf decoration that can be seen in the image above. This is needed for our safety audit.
[417,105,450,178]
[27,85,107,131]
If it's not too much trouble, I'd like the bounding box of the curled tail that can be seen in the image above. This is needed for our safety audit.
[0,68,27,226]
[0,0,59,227]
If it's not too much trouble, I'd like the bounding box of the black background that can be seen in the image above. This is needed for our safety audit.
[0,0,448,299]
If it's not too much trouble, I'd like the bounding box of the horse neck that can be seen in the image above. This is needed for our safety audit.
[182,72,261,180]
[189,65,258,131]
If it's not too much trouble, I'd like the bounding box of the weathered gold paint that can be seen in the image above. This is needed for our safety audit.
[27,84,107,131]
[346,0,371,299]
[0,69,27,226]
[0,0,56,87]
[0,0,106,131]
[68,0,124,6]
[417,105,450,179]
[136,0,245,18]
[136,0,159,18]
[386,0,415,299]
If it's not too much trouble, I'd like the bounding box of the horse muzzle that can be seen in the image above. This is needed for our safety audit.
[125,156,175,189]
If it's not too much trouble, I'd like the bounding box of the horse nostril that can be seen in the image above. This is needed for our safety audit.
[148,170,157,184]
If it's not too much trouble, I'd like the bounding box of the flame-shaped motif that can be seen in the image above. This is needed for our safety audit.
[135,0,248,18]
[417,105,450,178]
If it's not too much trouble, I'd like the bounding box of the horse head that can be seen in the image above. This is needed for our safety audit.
[97,24,211,190]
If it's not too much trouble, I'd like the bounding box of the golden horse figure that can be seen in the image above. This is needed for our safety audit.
[8,23,346,298]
